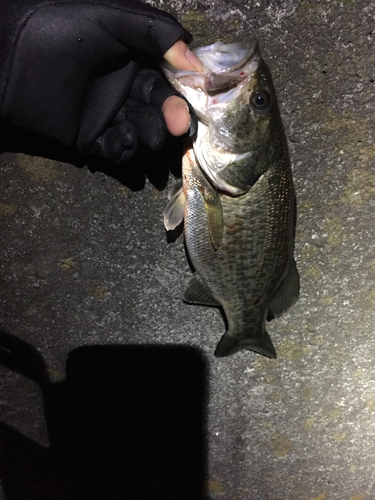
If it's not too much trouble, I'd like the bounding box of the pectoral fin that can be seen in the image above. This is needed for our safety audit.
[267,259,300,321]
[183,274,221,307]
[167,180,183,200]
[202,185,224,251]
[163,181,186,231]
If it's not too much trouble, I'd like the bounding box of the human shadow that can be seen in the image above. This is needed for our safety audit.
[0,330,208,500]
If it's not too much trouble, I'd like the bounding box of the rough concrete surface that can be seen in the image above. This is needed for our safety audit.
[1,1,375,499]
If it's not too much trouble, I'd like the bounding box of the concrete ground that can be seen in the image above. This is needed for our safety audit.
[1,0,375,498]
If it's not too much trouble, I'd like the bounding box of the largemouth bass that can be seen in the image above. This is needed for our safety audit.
[162,40,299,358]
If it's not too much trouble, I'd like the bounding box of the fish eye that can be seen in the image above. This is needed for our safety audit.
[251,91,270,111]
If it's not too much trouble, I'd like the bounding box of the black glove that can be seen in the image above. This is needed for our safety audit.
[0,0,197,162]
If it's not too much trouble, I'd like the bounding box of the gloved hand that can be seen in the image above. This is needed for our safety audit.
[0,0,200,163]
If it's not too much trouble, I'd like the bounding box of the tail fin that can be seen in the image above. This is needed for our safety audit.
[214,330,277,358]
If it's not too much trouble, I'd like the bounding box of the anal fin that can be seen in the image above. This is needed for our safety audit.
[183,274,221,307]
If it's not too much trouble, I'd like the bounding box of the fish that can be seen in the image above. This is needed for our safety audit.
[162,40,299,358]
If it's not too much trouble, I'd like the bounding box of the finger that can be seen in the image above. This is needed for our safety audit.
[90,120,138,162]
[162,95,190,136]
[125,101,167,151]
[163,39,203,72]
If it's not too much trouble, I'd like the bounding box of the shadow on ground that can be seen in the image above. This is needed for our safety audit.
[0,331,208,500]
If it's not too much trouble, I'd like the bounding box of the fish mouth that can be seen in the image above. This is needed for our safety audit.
[203,40,260,96]
[162,39,260,100]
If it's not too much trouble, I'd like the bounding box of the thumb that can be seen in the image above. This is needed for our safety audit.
[163,39,203,72]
